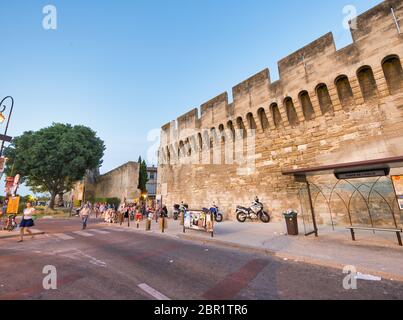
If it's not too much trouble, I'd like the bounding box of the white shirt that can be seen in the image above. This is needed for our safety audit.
[80,207,91,216]
[23,207,35,220]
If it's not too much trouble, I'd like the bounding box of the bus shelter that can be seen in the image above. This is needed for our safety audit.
[282,156,403,246]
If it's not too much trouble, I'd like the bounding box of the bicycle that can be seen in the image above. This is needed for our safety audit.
[2,214,19,232]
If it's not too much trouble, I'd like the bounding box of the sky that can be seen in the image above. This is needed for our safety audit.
[0,0,382,195]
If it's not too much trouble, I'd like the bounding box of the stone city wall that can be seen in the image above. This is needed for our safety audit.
[85,162,141,202]
[158,0,403,226]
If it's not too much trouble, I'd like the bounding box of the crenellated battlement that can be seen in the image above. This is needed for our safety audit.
[232,69,270,99]
[161,0,402,145]
[200,92,228,116]
[278,32,336,81]
[351,0,400,42]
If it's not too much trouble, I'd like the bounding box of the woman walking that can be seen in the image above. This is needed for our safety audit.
[18,202,36,243]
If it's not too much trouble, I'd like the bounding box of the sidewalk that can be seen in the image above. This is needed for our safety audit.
[110,218,403,281]
[0,229,45,240]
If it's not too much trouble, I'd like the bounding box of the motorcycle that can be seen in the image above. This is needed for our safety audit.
[173,204,180,220]
[236,197,270,223]
[173,203,188,220]
[202,204,223,223]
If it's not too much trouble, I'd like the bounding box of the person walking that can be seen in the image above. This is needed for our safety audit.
[118,203,125,226]
[1,200,7,216]
[135,206,142,223]
[161,205,168,218]
[124,205,130,224]
[155,204,160,223]
[148,205,156,222]
[94,203,99,219]
[80,204,91,230]
[99,203,106,219]
[18,202,36,243]
[141,204,146,218]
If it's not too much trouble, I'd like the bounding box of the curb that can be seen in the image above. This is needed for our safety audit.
[0,230,45,240]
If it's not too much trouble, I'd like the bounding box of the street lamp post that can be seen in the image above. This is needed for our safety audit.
[0,96,14,157]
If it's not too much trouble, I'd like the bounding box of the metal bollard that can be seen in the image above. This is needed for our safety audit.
[146,219,151,231]
[160,217,166,233]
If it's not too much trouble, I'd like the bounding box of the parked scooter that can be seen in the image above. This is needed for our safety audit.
[236,197,270,223]
[202,203,224,223]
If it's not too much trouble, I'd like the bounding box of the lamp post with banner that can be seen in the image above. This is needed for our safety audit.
[0,96,15,219]
[0,96,14,180]
[0,96,14,157]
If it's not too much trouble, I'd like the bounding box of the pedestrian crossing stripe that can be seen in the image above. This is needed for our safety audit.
[53,233,75,240]
[106,228,128,232]
[73,231,94,237]
[45,228,132,241]
[89,229,110,235]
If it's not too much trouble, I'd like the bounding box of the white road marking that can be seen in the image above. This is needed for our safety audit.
[73,231,94,237]
[138,283,171,300]
[76,250,107,267]
[89,229,110,235]
[107,228,129,232]
[57,249,107,267]
[53,233,75,240]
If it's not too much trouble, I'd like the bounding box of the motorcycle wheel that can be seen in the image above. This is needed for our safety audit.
[260,211,271,223]
[215,213,223,223]
[236,212,247,223]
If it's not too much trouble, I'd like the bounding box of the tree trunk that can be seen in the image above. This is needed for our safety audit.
[49,192,57,210]
[58,191,64,207]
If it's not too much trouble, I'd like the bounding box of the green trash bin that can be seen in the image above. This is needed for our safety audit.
[283,210,299,236]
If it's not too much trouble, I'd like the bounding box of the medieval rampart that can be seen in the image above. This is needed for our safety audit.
[158,0,403,224]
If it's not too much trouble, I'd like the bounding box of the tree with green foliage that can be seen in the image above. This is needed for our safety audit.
[138,156,149,193]
[4,123,105,209]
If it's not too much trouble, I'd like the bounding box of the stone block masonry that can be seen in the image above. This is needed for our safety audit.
[85,162,141,202]
[157,0,403,223]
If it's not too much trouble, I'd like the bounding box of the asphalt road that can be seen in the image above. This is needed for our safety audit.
[1,218,403,300]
